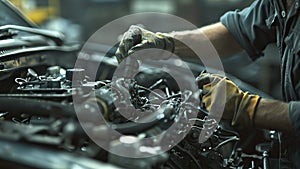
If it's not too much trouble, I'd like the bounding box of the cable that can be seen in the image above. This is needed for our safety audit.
[213,136,240,150]
[189,118,206,123]
[191,126,204,130]
[218,125,240,137]
[168,157,185,169]
[148,79,164,90]
[182,90,192,103]
[138,85,166,100]
[175,145,203,169]
[278,132,281,169]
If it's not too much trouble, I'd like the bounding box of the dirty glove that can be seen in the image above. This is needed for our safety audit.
[115,25,175,63]
[196,73,261,127]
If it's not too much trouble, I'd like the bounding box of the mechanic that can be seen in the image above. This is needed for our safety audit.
[115,0,300,168]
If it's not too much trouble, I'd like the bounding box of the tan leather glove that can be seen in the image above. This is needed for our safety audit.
[196,73,261,127]
[115,25,175,63]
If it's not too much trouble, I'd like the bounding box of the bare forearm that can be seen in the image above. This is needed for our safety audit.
[167,22,243,59]
[254,98,292,132]
[201,23,243,58]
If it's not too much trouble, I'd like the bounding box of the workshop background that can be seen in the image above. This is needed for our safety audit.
[9,0,282,100]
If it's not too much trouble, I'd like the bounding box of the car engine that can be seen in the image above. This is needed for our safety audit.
[0,1,286,168]
[0,54,284,169]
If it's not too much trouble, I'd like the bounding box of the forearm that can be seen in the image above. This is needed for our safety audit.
[167,22,243,59]
[254,98,292,132]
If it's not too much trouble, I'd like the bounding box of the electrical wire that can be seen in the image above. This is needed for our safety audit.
[138,85,166,100]
[148,79,164,90]
[182,90,192,103]
[278,132,282,169]
[191,125,204,130]
[175,145,203,169]
[213,136,240,150]
[218,125,239,137]
[189,118,206,123]
[169,157,185,169]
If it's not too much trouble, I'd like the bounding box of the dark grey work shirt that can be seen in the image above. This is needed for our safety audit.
[220,0,300,168]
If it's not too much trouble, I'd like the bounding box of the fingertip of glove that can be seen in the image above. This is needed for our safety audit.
[129,25,143,34]
[115,48,124,63]
[127,49,135,56]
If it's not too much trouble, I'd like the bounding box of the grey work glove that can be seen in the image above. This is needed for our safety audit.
[196,73,261,127]
[115,25,175,63]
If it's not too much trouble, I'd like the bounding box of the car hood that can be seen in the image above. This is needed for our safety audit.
[0,0,36,27]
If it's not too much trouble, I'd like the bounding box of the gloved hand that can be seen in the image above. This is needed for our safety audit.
[196,73,261,127]
[115,25,175,63]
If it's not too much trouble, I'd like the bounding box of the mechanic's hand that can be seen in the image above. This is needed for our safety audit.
[196,73,261,127]
[115,25,175,63]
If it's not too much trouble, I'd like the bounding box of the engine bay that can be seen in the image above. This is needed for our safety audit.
[0,1,287,168]
[0,57,285,169]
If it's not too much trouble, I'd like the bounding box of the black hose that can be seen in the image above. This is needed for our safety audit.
[78,98,164,134]
[0,97,75,117]
[112,118,163,134]
[111,103,173,134]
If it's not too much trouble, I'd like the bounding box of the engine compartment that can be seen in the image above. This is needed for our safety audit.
[0,57,285,169]
[0,0,290,168]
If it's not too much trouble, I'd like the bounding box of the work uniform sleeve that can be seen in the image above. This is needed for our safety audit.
[288,101,300,169]
[220,0,277,60]
[289,102,300,136]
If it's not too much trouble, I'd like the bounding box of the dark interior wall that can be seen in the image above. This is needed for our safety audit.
[58,0,254,40]
[196,0,254,26]
[59,0,130,41]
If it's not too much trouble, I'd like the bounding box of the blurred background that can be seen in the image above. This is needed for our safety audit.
[8,0,255,41]
[7,0,282,100]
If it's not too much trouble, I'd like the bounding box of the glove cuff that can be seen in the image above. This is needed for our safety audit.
[231,93,261,127]
[156,32,175,53]
[247,94,261,121]
[164,36,175,53]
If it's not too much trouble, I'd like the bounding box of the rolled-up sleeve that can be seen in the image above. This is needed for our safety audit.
[289,102,300,136]
[220,0,277,60]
